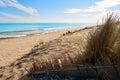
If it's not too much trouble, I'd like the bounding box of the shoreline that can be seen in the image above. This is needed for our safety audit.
[0,28,80,67]
[0,31,62,40]
[0,27,83,40]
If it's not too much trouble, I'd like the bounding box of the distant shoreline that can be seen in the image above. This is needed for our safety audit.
[0,27,83,40]
[0,23,94,39]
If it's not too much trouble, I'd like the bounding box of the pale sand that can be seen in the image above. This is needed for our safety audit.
[0,30,68,67]
[0,27,96,80]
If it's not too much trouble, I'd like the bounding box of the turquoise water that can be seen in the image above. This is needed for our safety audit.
[0,23,93,38]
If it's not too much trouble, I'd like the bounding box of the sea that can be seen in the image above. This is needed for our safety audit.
[0,23,94,38]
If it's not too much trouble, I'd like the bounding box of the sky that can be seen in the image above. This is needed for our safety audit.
[0,0,120,23]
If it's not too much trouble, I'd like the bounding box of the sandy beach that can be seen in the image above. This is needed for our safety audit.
[0,26,94,79]
[0,23,118,80]
[0,30,69,67]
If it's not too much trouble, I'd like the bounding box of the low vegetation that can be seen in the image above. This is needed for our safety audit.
[29,14,120,79]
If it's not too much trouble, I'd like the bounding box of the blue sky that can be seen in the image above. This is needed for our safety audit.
[0,0,120,23]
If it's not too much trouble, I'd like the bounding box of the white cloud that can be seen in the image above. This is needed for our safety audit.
[64,8,82,13]
[0,12,25,19]
[85,0,120,12]
[64,0,120,23]
[65,0,120,13]
[0,0,5,6]
[0,12,41,23]
[0,0,39,16]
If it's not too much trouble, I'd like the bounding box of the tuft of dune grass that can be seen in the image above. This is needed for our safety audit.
[29,53,76,74]
[82,13,120,79]
[83,14,120,65]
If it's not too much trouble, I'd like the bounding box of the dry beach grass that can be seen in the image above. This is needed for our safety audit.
[29,14,120,79]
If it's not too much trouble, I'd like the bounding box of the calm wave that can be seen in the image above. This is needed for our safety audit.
[0,23,93,38]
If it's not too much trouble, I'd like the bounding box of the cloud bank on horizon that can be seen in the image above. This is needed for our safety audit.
[0,0,120,23]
